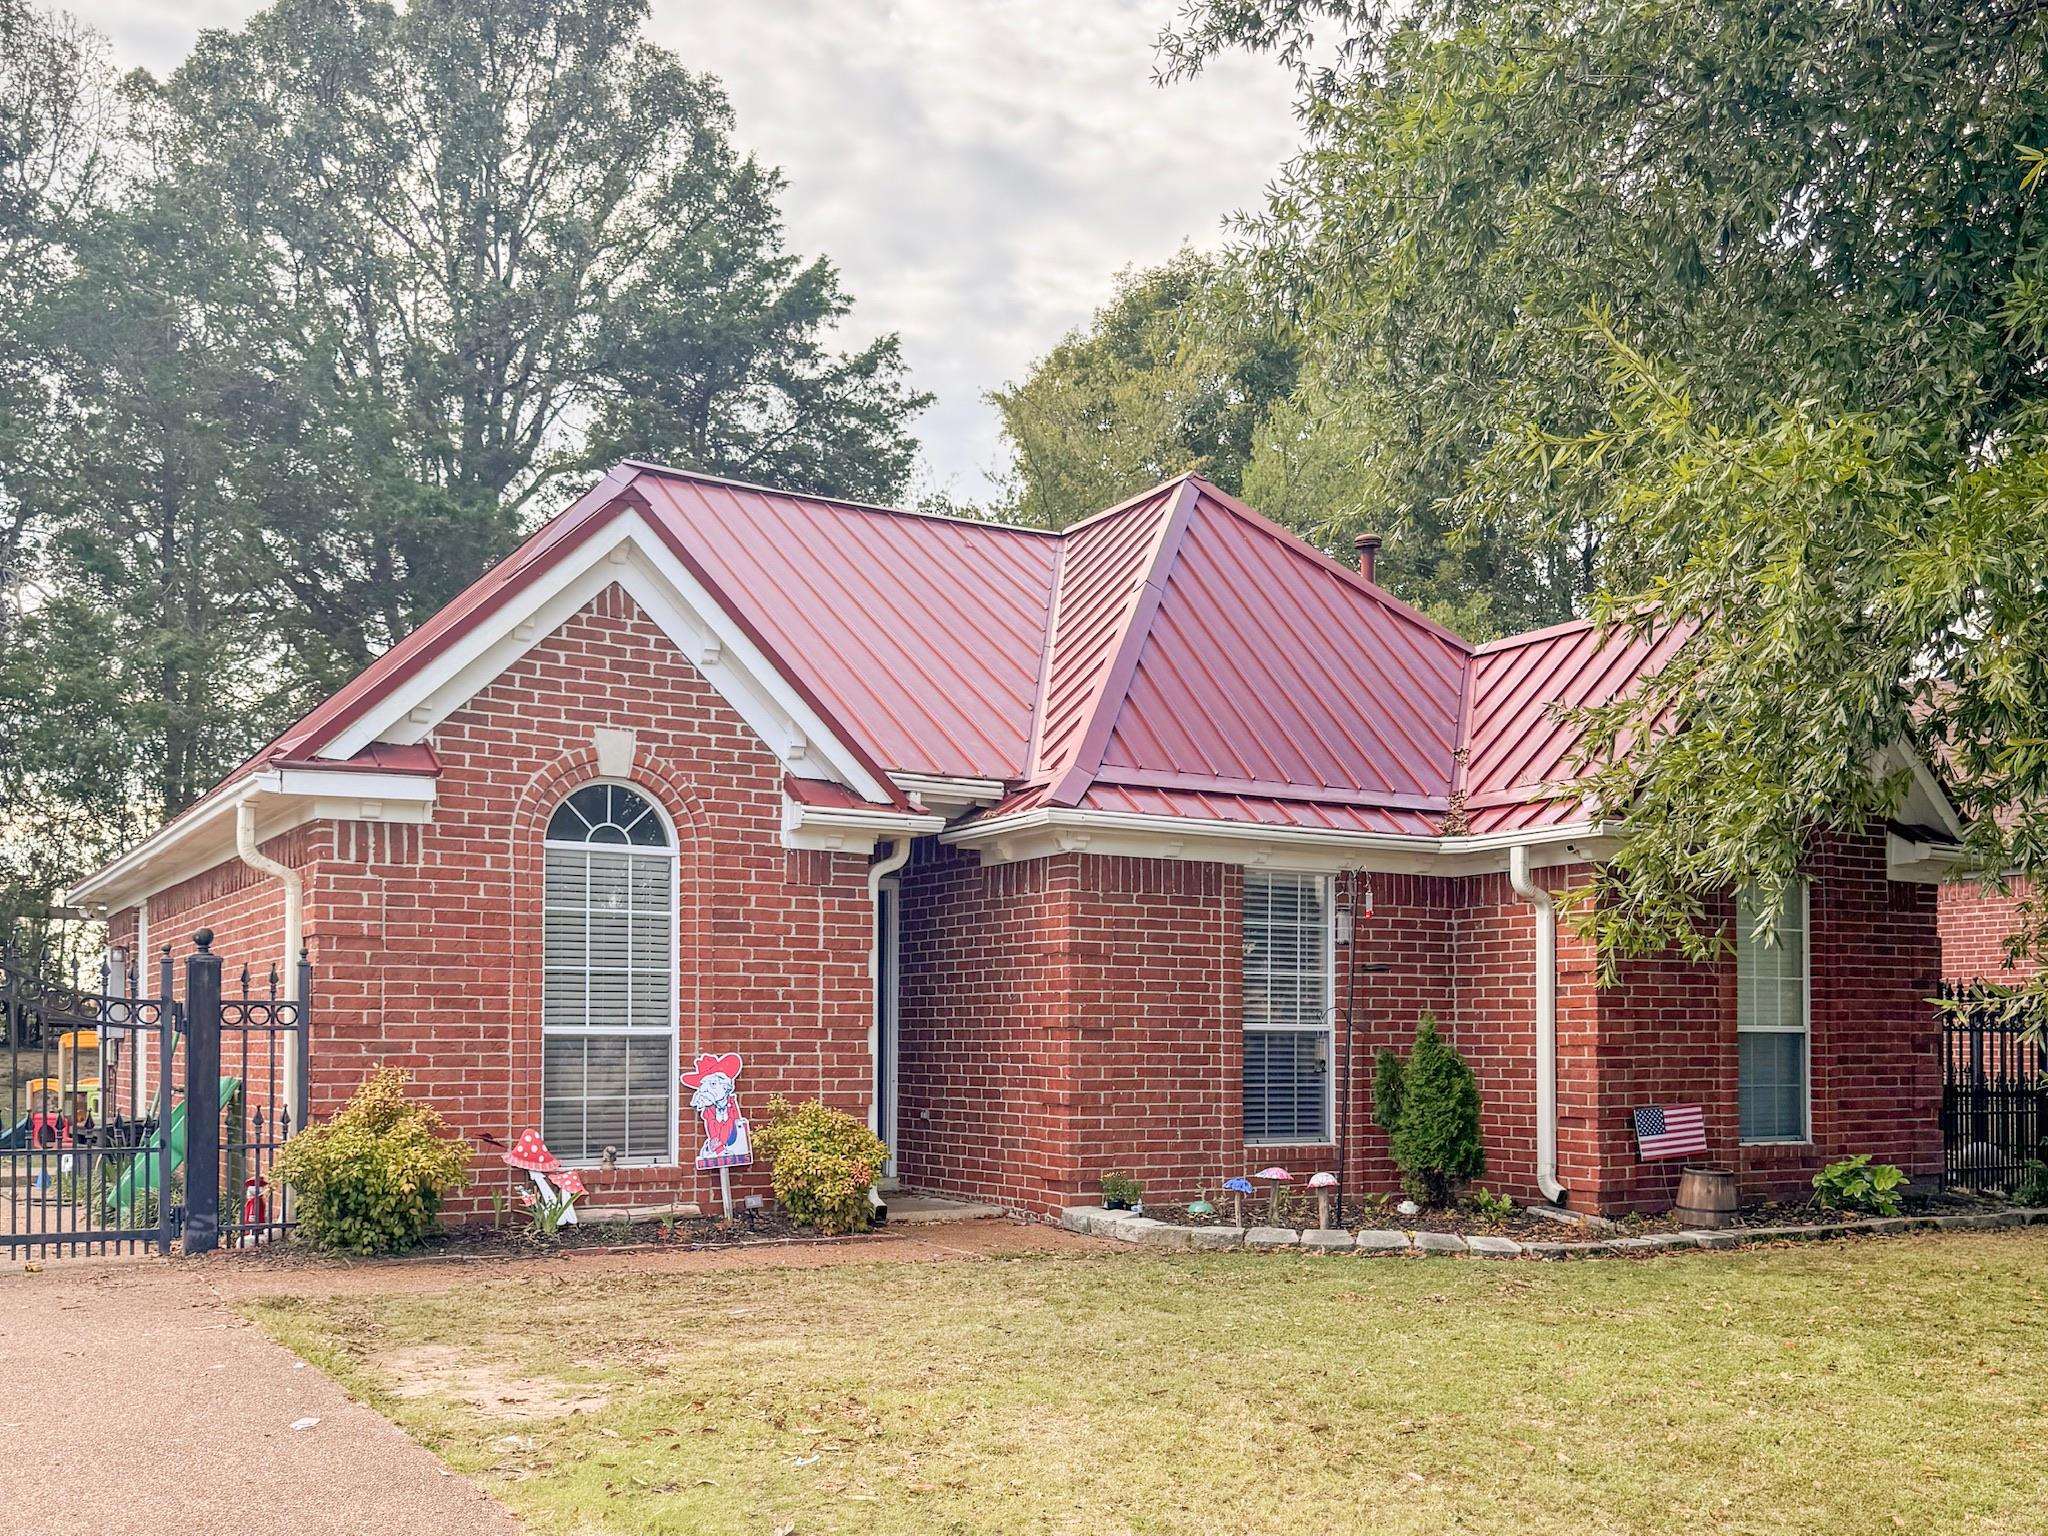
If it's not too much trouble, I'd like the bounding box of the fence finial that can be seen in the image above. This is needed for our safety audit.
[193,928,214,953]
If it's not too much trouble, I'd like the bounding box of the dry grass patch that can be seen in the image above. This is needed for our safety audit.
[245,1230,2048,1535]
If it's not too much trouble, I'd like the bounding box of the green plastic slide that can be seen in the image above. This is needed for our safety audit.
[108,1076,240,1216]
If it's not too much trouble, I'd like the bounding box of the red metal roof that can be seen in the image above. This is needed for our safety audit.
[1459,616,1692,833]
[132,464,1689,870]
[1088,480,1468,808]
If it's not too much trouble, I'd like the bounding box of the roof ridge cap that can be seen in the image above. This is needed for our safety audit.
[1043,479,1204,806]
[1054,472,1201,538]
[621,459,1058,537]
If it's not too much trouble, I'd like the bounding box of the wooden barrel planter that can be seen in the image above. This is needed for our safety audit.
[1674,1165,1738,1228]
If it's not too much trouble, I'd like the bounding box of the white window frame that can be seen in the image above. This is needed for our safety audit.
[541,780,681,1169]
[1736,881,1812,1145]
[1242,869,1337,1147]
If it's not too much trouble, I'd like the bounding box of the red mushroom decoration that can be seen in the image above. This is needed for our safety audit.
[1308,1171,1339,1229]
[503,1128,578,1227]
[1253,1165,1293,1225]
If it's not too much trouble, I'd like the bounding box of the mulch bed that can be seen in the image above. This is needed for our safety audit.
[1136,1186,2020,1238]
[231,1208,841,1268]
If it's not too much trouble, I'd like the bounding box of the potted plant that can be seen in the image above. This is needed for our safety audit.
[1100,1172,1143,1211]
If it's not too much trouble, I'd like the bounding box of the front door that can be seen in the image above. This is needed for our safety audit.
[875,880,900,1180]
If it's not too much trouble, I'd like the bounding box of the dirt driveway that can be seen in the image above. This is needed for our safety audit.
[0,1220,1094,1535]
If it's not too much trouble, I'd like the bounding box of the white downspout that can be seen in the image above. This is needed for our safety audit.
[235,798,305,1122]
[1508,843,1567,1206]
[867,837,912,1144]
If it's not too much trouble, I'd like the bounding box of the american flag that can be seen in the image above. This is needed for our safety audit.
[1633,1104,1708,1161]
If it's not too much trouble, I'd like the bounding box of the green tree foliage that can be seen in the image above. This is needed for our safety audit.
[271,1066,473,1253]
[0,0,927,924]
[988,250,1297,528]
[1168,0,2048,974]
[1384,1014,1484,1207]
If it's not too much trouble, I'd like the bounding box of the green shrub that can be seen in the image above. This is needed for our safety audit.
[754,1097,889,1236]
[2015,1159,2048,1207]
[1371,1046,1405,1134]
[1100,1172,1143,1210]
[271,1067,472,1254]
[1463,1185,1517,1219]
[1383,1013,1485,1207]
[1812,1154,1907,1216]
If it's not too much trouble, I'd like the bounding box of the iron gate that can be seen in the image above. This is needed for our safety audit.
[1939,983,2047,1192]
[1,930,310,1258]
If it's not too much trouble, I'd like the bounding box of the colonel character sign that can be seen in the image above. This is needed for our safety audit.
[683,1051,752,1171]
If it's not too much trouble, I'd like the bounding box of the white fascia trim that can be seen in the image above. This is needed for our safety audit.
[944,806,1615,874]
[889,773,1007,815]
[324,521,896,808]
[1877,741,1967,843]
[1887,832,1965,884]
[65,770,442,912]
[782,798,945,854]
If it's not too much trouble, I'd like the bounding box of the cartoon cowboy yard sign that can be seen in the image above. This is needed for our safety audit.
[683,1051,752,1214]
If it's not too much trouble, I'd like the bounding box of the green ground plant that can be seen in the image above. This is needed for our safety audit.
[271,1067,471,1254]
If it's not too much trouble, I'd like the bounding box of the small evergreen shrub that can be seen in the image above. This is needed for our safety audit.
[754,1097,889,1235]
[1099,1172,1143,1210]
[1379,1014,1485,1207]
[1371,1046,1405,1134]
[272,1067,472,1254]
[1812,1154,1906,1216]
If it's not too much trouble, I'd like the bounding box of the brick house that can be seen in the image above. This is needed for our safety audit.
[65,464,1964,1218]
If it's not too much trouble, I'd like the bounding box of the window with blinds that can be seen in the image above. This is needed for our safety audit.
[1243,870,1333,1143]
[1737,883,1809,1143]
[542,784,675,1164]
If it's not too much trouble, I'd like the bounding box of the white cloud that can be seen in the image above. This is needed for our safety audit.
[85,0,1301,500]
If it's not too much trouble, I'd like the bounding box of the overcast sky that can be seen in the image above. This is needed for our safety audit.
[87,1,1301,502]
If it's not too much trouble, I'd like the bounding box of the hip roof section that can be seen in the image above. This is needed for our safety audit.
[131,462,1686,874]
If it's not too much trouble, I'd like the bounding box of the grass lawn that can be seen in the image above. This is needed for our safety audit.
[245,1231,2048,1535]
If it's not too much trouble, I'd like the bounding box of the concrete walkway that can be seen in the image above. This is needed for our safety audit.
[0,1258,520,1536]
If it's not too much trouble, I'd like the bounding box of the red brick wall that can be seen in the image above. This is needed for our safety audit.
[897,833,1939,1218]
[111,584,876,1222]
[1937,879,2037,982]
[319,582,874,1219]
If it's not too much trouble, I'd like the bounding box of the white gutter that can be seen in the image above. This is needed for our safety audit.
[235,799,306,1120]
[1508,843,1566,1205]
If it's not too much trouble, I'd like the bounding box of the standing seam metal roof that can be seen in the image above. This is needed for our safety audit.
[162,463,1682,853]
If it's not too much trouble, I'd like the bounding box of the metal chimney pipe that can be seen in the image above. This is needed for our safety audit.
[1354,532,1382,582]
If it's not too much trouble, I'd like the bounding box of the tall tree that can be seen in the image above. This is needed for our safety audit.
[1167,0,2048,972]
[988,251,1297,528]
[151,0,928,683]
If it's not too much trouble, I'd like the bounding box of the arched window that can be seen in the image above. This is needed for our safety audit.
[542,784,675,1165]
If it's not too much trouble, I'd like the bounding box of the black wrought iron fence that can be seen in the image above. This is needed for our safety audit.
[1938,981,2047,1193]
[2,931,311,1258]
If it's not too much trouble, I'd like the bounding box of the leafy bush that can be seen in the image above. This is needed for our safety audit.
[1380,1014,1485,1207]
[2015,1160,2048,1207]
[754,1097,889,1236]
[272,1067,472,1253]
[1812,1154,1907,1216]
[1100,1172,1143,1210]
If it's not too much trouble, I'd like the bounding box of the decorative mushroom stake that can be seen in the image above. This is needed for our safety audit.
[1222,1177,1255,1227]
[1308,1171,1339,1229]
[1253,1165,1293,1225]
[1186,1199,1216,1219]
[503,1128,577,1226]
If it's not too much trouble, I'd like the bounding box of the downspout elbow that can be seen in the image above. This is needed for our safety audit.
[1508,844,1567,1206]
